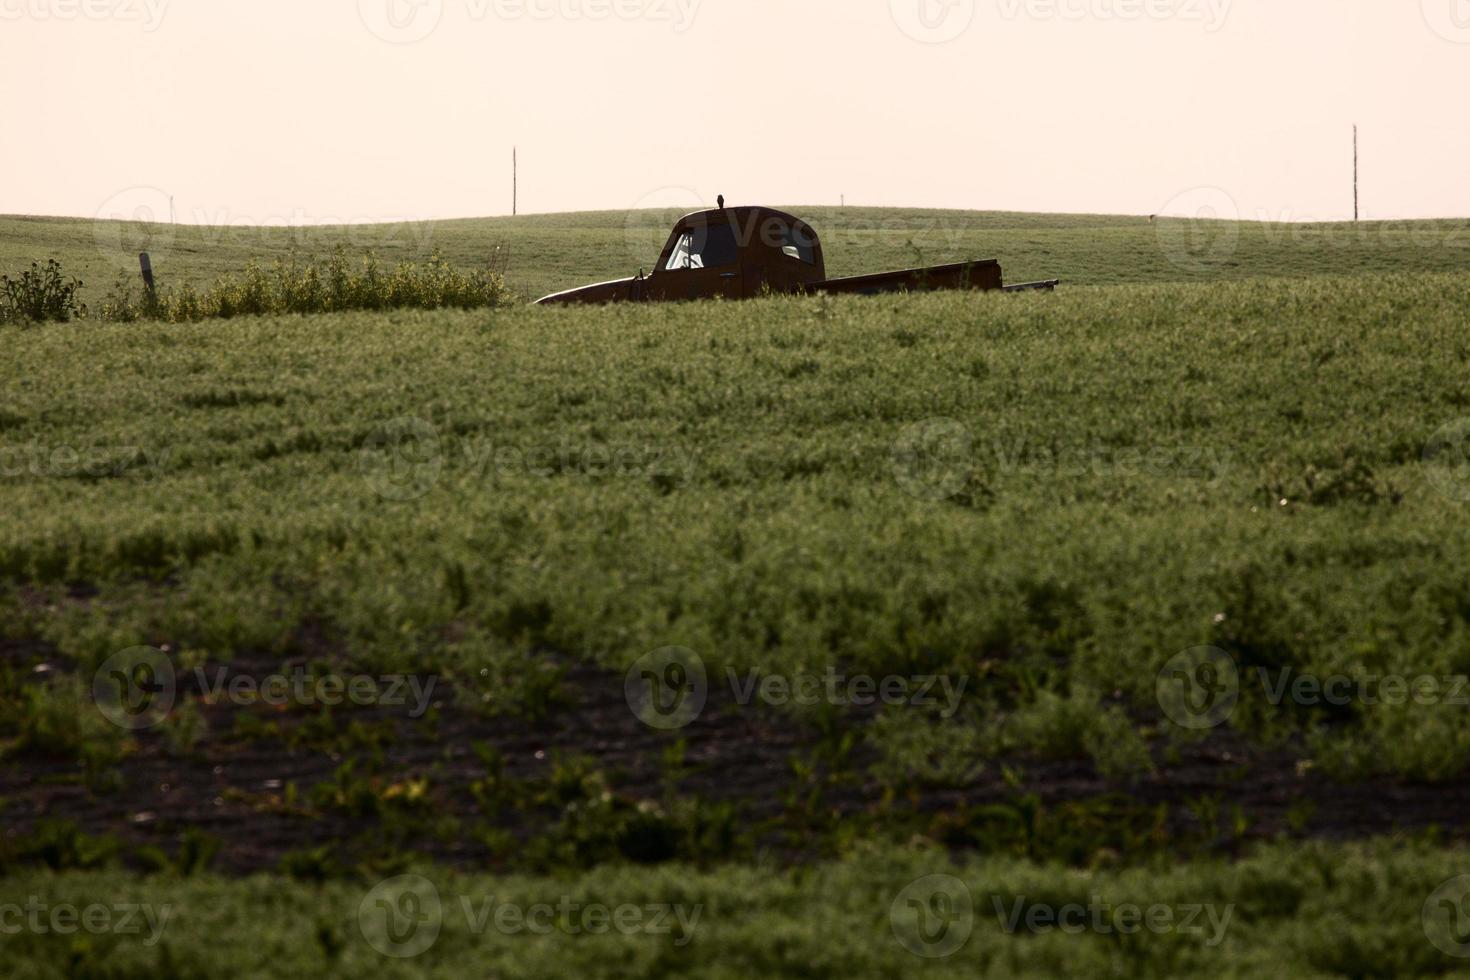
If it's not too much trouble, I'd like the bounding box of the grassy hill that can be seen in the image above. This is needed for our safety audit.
[6,206,1470,304]
[5,209,1470,977]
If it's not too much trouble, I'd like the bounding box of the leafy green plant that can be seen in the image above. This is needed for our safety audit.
[135,828,222,876]
[0,676,131,775]
[0,820,119,872]
[97,249,512,323]
[0,259,84,323]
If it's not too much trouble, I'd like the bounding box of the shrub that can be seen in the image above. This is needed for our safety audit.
[0,260,84,323]
[98,249,513,323]
[5,251,512,325]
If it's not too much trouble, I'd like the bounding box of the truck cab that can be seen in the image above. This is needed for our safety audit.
[647,206,824,301]
[537,206,824,305]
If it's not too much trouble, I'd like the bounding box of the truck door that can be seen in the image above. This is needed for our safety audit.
[654,220,743,301]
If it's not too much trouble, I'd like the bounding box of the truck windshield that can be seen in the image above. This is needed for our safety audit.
[664,224,739,271]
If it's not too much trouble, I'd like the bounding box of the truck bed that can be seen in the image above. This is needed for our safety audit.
[808,259,1004,296]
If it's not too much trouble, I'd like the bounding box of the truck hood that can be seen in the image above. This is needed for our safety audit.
[534,276,637,306]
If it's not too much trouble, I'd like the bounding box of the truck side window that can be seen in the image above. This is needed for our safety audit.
[664,224,739,271]
[781,225,816,264]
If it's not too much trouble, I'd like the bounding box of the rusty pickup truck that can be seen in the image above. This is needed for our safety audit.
[535,205,1058,305]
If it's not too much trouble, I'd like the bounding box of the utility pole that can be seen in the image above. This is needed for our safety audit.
[513,147,518,217]
[1353,125,1359,222]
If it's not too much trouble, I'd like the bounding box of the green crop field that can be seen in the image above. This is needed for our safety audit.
[5,207,1470,977]
[8,205,1470,303]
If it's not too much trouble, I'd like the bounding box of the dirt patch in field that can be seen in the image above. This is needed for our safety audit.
[3,635,1469,875]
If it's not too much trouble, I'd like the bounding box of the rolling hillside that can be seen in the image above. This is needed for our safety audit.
[5,206,1470,304]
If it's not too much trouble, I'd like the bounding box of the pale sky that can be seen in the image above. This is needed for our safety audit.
[4,0,1469,224]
